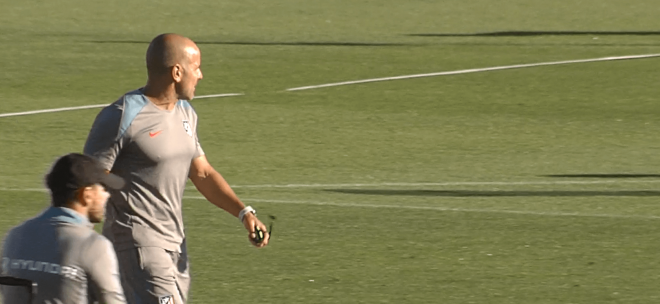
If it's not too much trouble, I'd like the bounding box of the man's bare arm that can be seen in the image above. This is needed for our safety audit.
[189,155,269,247]
[189,155,244,216]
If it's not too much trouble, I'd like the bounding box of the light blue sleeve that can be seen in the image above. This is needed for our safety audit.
[84,92,148,170]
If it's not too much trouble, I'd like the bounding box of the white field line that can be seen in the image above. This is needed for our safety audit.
[0,104,109,118]
[4,179,660,194]
[0,93,244,118]
[183,196,660,220]
[8,185,656,220]
[286,53,660,91]
[0,188,48,192]
[3,53,659,117]
[185,179,660,190]
[194,93,244,99]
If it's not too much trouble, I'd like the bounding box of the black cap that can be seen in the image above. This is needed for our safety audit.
[46,153,125,192]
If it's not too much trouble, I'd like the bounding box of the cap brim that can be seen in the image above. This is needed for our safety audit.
[100,173,125,190]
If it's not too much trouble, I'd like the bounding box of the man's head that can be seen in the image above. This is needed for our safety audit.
[146,33,203,101]
[45,153,125,223]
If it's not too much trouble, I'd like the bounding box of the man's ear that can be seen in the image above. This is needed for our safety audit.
[77,187,93,207]
[172,64,183,83]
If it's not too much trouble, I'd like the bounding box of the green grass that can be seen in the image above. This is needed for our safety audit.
[2,0,660,303]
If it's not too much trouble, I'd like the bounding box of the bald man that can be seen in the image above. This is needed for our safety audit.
[83,33,269,304]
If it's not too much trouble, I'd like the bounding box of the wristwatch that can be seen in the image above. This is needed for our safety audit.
[238,206,256,222]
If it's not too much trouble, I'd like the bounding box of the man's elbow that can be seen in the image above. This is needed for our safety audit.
[190,170,207,182]
[190,166,217,182]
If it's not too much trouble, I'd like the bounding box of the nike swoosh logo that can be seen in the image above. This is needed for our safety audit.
[149,131,163,138]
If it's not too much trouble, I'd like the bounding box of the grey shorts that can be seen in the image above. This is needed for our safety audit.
[116,244,190,304]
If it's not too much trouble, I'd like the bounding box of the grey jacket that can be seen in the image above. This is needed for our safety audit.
[1,207,126,304]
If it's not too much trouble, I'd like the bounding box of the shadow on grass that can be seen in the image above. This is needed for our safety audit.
[89,40,412,47]
[408,31,660,37]
[88,39,660,48]
[324,189,660,197]
[543,174,660,178]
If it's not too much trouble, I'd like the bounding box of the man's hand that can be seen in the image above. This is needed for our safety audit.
[242,213,270,248]
[189,156,270,247]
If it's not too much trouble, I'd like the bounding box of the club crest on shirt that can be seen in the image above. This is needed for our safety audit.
[159,295,174,304]
[182,120,193,137]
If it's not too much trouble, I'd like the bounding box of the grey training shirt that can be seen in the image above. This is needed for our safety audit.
[83,89,204,252]
[1,207,126,304]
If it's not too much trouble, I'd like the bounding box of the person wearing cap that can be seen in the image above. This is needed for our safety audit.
[83,33,269,304]
[0,153,127,304]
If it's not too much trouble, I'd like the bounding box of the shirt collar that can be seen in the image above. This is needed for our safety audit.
[41,206,92,228]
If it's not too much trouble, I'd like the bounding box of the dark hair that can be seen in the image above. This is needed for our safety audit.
[49,188,79,208]
[45,153,125,207]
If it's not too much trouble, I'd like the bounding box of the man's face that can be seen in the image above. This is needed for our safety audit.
[176,45,203,101]
[86,184,110,223]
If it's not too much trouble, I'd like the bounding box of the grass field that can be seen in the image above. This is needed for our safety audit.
[2,0,660,303]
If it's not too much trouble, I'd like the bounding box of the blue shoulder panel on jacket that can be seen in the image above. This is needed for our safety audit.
[41,207,90,226]
[118,90,149,139]
[177,99,192,108]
